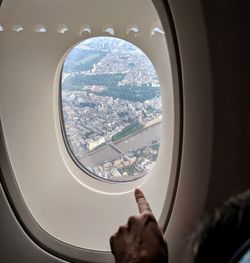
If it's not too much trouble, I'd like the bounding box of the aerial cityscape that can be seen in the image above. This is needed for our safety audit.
[61,37,162,181]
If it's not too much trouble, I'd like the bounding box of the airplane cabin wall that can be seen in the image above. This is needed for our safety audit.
[0,1,250,263]
[157,1,250,262]
[200,1,250,209]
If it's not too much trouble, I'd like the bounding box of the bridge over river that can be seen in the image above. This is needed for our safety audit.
[82,122,161,167]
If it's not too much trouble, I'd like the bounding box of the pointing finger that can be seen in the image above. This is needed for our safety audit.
[134,188,152,214]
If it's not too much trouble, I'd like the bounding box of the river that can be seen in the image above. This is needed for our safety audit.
[82,123,161,167]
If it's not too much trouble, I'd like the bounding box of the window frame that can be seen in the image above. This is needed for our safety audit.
[0,0,183,261]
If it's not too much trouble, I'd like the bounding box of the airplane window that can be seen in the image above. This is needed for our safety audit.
[0,25,3,31]
[61,37,162,182]
[0,0,178,258]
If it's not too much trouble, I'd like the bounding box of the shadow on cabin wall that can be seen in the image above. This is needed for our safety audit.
[202,0,250,210]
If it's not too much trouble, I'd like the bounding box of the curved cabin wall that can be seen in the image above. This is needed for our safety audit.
[0,0,177,257]
[1,1,248,263]
[157,1,250,262]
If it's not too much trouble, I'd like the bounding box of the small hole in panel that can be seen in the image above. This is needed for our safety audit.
[126,25,139,35]
[35,24,47,33]
[103,25,114,36]
[57,25,69,34]
[61,37,162,182]
[151,26,165,36]
[13,25,24,32]
[79,25,91,36]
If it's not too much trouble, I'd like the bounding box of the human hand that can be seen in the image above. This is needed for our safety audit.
[110,188,168,263]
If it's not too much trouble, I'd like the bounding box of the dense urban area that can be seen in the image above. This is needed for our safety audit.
[62,37,162,181]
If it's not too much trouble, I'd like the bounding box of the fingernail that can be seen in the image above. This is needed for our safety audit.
[134,188,142,197]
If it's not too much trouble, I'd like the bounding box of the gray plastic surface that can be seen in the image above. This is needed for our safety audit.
[0,183,69,263]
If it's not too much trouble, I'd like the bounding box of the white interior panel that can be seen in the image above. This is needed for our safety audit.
[0,0,176,251]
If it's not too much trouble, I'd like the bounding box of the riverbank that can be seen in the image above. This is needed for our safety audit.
[82,122,161,167]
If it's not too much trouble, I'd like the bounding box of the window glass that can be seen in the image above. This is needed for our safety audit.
[61,37,162,182]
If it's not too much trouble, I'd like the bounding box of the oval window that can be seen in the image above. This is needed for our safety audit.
[61,37,162,182]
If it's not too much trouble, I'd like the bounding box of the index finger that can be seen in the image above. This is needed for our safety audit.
[134,188,152,214]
